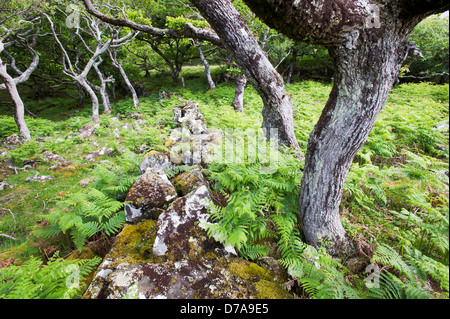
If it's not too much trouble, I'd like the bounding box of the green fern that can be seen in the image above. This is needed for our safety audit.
[34,188,126,251]
[0,256,101,299]
[369,244,449,299]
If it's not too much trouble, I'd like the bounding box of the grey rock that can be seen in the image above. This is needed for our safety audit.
[153,185,211,257]
[139,152,174,174]
[126,168,177,210]
[25,175,55,183]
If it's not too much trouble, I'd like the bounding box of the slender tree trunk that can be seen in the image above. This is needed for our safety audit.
[76,82,86,106]
[232,74,246,112]
[0,64,31,142]
[286,45,299,84]
[193,39,216,90]
[78,77,100,122]
[109,49,139,107]
[189,0,300,151]
[93,58,112,114]
[299,28,413,253]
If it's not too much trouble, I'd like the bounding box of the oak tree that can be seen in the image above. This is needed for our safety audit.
[241,0,449,252]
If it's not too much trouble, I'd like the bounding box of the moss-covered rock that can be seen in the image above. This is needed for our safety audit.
[172,167,207,196]
[85,188,293,300]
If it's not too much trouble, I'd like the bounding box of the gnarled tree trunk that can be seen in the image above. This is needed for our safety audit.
[242,0,449,253]
[0,64,31,142]
[109,47,139,107]
[93,57,112,114]
[0,42,39,142]
[189,0,300,151]
[299,29,415,252]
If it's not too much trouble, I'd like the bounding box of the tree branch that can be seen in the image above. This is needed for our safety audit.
[81,0,222,46]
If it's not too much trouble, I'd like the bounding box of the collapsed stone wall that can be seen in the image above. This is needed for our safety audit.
[84,101,292,299]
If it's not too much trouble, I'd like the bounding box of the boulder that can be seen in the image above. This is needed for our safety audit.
[84,147,114,162]
[125,168,177,211]
[167,128,223,166]
[172,167,208,196]
[84,199,292,299]
[139,151,174,174]
[152,185,212,257]
[79,177,98,188]
[124,204,164,224]
[41,150,74,170]
[1,134,21,146]
[77,123,100,139]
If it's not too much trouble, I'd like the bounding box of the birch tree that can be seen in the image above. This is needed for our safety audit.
[0,17,41,142]
[46,7,136,121]
[81,0,300,151]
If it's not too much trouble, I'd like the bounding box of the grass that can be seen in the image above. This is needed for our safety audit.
[0,67,448,298]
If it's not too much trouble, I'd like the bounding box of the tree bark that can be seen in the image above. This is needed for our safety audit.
[0,63,31,142]
[0,41,38,142]
[189,0,300,151]
[299,30,413,252]
[232,74,247,112]
[286,44,299,84]
[242,0,449,253]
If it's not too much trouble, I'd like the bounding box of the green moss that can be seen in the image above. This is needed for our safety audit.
[228,260,271,280]
[144,150,159,158]
[107,220,162,264]
[66,247,97,261]
[255,280,293,299]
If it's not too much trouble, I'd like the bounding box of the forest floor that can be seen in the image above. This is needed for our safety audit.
[0,70,448,298]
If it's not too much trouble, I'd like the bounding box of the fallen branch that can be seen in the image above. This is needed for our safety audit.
[0,233,17,240]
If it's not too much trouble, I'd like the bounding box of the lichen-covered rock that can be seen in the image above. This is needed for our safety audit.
[84,218,292,299]
[84,185,292,300]
[41,150,74,170]
[1,134,21,146]
[153,185,212,257]
[139,151,174,174]
[84,147,114,162]
[172,167,208,196]
[25,175,55,183]
[126,168,177,211]
[76,123,100,139]
[167,129,223,166]
[173,101,208,135]
[124,204,164,224]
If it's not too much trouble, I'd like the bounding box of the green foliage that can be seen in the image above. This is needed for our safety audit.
[32,155,140,251]
[166,16,208,29]
[0,116,59,140]
[0,255,101,299]
[369,244,449,299]
[33,188,126,251]
[203,145,302,257]
[406,14,449,83]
